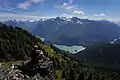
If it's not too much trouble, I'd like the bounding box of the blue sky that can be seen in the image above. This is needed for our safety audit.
[0,0,120,21]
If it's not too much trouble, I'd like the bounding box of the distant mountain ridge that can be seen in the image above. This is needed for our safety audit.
[2,17,120,45]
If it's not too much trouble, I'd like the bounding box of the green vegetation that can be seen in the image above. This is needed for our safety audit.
[0,24,43,61]
[76,44,120,73]
[0,23,120,80]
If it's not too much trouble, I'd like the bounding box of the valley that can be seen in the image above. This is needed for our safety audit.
[0,17,120,79]
[3,17,120,46]
[0,0,120,79]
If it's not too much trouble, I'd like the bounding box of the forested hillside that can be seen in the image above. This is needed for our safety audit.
[0,23,120,80]
[75,44,120,72]
[0,23,43,61]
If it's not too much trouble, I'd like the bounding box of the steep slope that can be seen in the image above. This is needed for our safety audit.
[3,17,120,45]
[46,19,120,45]
[75,44,120,72]
[0,23,120,80]
[32,17,68,38]
[0,23,43,61]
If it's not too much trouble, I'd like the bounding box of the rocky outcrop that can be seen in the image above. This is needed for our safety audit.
[0,65,9,80]
[0,59,53,80]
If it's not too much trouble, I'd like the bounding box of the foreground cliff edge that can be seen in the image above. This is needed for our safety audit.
[0,23,120,80]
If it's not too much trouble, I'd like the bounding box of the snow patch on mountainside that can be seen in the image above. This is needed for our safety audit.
[110,39,117,44]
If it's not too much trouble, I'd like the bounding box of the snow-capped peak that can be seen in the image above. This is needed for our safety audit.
[2,17,85,24]
[110,39,117,44]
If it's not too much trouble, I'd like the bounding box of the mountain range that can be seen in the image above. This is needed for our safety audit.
[1,23,120,80]
[2,17,120,46]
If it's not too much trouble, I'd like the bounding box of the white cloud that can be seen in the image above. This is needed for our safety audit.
[5,6,16,10]
[65,5,76,10]
[73,10,84,15]
[83,16,87,18]
[0,13,42,20]
[56,0,76,10]
[18,0,45,9]
[94,13,106,17]
[62,3,68,7]
[61,13,73,18]
[109,18,120,22]
[0,13,57,21]
[0,7,22,13]
[30,0,45,3]
[100,14,106,16]
[18,2,30,9]
[94,14,99,16]
[57,2,76,10]
[61,13,67,17]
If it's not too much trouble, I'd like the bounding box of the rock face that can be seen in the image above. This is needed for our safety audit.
[2,69,44,80]
[0,50,54,80]
[2,69,25,80]
[0,65,9,80]
[0,59,53,80]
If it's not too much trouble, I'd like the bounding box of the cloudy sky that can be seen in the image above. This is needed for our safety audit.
[0,0,119,21]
